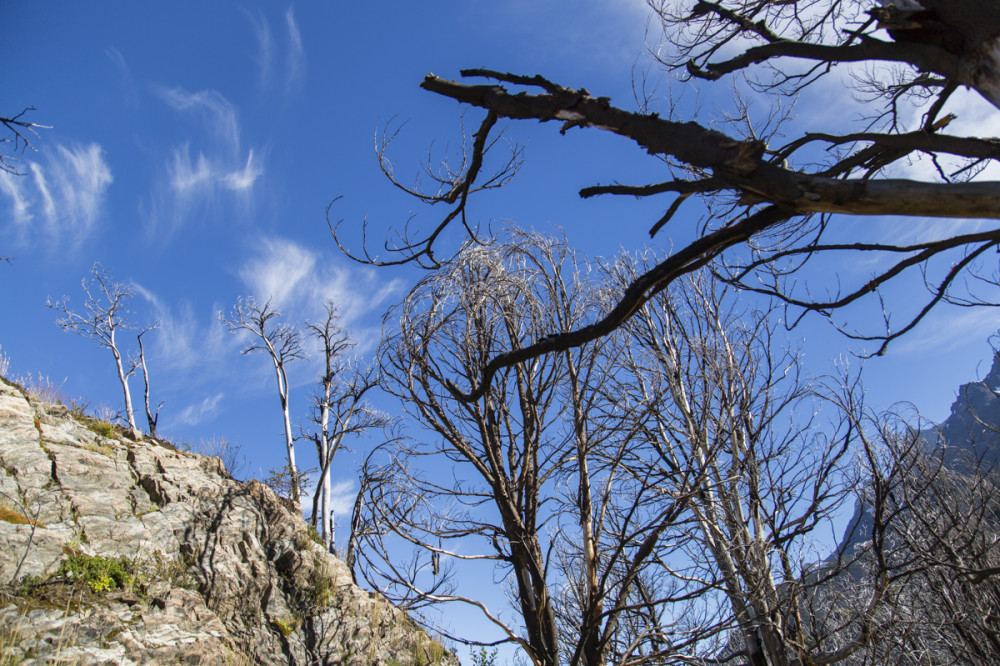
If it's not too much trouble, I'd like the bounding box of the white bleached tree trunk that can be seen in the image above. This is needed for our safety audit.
[221,297,305,508]
[47,263,144,439]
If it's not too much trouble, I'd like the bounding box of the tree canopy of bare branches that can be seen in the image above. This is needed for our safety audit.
[1,107,47,176]
[47,263,145,437]
[356,232,948,665]
[336,0,1000,400]
[362,232,698,665]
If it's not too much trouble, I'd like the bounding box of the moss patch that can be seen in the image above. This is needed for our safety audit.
[271,616,300,637]
[0,505,44,528]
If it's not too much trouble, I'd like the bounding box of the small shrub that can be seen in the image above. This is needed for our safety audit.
[260,464,315,503]
[67,397,91,418]
[148,550,198,590]
[57,553,139,595]
[426,640,447,663]
[411,639,449,665]
[69,410,121,440]
[271,616,300,637]
[306,524,324,547]
[16,574,47,597]
[91,403,119,425]
[195,436,248,480]
[471,647,498,666]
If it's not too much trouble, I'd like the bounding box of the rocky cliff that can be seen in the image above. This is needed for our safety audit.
[835,351,1000,558]
[921,351,1000,469]
[0,376,457,665]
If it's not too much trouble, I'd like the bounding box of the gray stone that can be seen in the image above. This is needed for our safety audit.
[0,377,457,665]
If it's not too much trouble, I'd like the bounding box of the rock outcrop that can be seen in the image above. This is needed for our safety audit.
[0,377,456,665]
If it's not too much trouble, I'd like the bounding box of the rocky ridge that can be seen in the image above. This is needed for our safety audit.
[0,376,456,665]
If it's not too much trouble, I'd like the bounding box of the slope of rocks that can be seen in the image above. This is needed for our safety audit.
[0,376,456,665]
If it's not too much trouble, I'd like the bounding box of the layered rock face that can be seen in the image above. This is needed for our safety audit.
[0,377,456,665]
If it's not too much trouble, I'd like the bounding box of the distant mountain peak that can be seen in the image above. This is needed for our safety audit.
[985,350,1000,390]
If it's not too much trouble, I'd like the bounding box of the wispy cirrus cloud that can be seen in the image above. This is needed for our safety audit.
[889,87,1000,183]
[243,6,306,97]
[157,87,242,151]
[239,237,317,309]
[105,47,139,106]
[284,7,306,91]
[144,87,263,236]
[890,306,1000,357]
[167,144,262,198]
[244,8,275,88]
[175,392,225,426]
[300,474,356,521]
[0,142,112,250]
[133,283,235,372]
[237,236,402,351]
[220,150,263,192]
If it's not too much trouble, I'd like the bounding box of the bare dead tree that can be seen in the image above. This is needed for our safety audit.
[336,0,1000,401]
[302,301,388,552]
[364,232,700,666]
[220,297,305,506]
[370,233,580,664]
[47,263,141,438]
[133,325,163,438]
[606,260,915,665]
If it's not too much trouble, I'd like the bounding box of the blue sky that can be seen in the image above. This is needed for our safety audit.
[1,0,998,655]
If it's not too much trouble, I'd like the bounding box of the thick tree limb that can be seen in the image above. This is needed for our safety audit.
[421,73,1000,220]
[579,177,722,200]
[444,205,791,401]
[687,36,963,87]
[781,128,1000,165]
[415,69,1000,399]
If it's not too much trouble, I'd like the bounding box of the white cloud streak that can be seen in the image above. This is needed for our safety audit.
[0,142,113,250]
[146,87,263,235]
[328,479,356,518]
[301,475,356,521]
[891,306,1000,357]
[132,283,237,378]
[284,7,306,91]
[238,236,401,335]
[157,87,241,153]
[0,171,32,232]
[244,8,275,88]
[168,144,214,195]
[243,6,306,97]
[888,87,1000,183]
[175,392,225,426]
[221,150,263,192]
